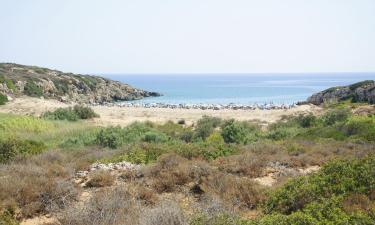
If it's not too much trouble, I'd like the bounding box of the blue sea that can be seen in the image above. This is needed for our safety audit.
[105,73,374,105]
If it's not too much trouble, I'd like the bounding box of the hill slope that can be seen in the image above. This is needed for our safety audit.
[307,80,375,105]
[0,63,160,104]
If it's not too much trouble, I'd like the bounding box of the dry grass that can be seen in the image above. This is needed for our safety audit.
[58,186,141,225]
[0,149,118,220]
[139,200,188,225]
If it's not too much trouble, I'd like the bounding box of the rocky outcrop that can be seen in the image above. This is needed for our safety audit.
[307,80,375,105]
[0,63,161,104]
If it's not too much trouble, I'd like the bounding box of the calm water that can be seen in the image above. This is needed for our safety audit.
[105,73,374,104]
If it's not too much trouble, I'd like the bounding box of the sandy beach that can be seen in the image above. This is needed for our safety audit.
[0,97,323,126]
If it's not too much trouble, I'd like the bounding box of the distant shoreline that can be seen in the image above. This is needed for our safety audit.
[95,101,300,111]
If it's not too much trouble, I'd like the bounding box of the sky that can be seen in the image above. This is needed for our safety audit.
[0,0,375,74]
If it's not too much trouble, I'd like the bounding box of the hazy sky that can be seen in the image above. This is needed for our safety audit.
[1,0,375,74]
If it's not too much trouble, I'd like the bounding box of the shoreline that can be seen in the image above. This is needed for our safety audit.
[0,97,323,126]
[97,101,300,111]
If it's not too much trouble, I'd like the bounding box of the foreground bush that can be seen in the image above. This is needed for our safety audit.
[264,157,375,214]
[0,93,8,105]
[42,105,98,121]
[0,139,47,163]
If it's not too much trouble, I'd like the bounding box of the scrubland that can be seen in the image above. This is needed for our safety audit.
[0,104,374,225]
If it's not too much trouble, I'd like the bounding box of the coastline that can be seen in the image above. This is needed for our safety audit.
[0,97,323,126]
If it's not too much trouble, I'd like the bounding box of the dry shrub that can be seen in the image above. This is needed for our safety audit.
[139,200,187,225]
[129,184,158,206]
[85,170,115,188]
[342,193,372,213]
[0,149,113,220]
[215,152,266,178]
[0,153,78,219]
[145,154,192,193]
[201,173,265,209]
[59,186,141,225]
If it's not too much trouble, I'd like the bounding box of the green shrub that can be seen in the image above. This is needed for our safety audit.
[322,108,350,126]
[201,144,238,160]
[296,114,317,128]
[59,129,99,148]
[72,105,98,119]
[221,120,260,144]
[96,126,125,149]
[264,157,375,214]
[253,196,374,225]
[266,127,299,141]
[180,130,194,142]
[5,79,15,91]
[96,122,153,149]
[194,116,222,140]
[0,139,47,163]
[23,81,43,97]
[0,209,19,225]
[0,93,8,105]
[125,144,169,164]
[43,108,79,121]
[340,116,375,141]
[143,131,169,143]
[43,106,98,121]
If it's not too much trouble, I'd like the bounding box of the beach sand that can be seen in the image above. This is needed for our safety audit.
[0,97,323,126]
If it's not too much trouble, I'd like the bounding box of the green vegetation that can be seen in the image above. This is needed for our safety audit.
[0,139,46,163]
[1,103,375,224]
[43,105,99,121]
[0,93,8,105]
[23,80,43,97]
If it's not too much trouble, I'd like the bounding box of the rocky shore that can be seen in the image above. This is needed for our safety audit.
[307,80,375,105]
[0,63,161,104]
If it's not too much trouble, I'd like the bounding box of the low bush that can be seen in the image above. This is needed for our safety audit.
[194,116,222,140]
[221,120,260,144]
[96,123,153,149]
[85,170,115,187]
[322,108,351,126]
[340,116,375,141]
[143,131,169,143]
[202,173,265,209]
[23,81,43,97]
[139,200,187,225]
[96,126,125,149]
[252,196,374,225]
[295,113,317,128]
[72,105,98,119]
[264,157,375,214]
[43,107,79,121]
[59,186,140,225]
[0,139,47,163]
[42,105,98,121]
[5,79,15,91]
[0,93,8,105]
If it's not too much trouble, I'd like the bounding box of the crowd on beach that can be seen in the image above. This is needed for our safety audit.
[92,102,299,110]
